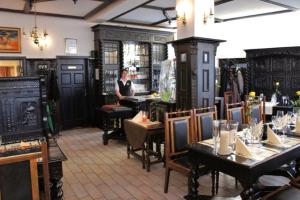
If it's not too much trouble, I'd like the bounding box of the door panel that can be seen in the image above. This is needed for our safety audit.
[57,58,88,129]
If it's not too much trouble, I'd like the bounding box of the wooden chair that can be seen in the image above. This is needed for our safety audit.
[164,110,211,193]
[226,102,246,130]
[193,106,219,195]
[193,106,218,142]
[245,95,266,123]
[224,91,234,105]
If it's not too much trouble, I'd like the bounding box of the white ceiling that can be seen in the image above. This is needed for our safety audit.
[215,0,287,19]
[0,0,298,28]
[148,0,175,8]
[35,0,102,16]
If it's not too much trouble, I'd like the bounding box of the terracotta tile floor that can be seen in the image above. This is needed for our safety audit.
[58,128,243,200]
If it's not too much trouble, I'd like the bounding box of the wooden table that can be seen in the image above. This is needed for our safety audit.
[96,105,134,145]
[185,138,300,200]
[124,119,164,172]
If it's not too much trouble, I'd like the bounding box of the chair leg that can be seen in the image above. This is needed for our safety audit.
[127,143,130,159]
[164,167,171,193]
[211,171,216,196]
[216,171,219,194]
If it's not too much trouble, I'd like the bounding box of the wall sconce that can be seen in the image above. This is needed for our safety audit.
[177,12,186,25]
[176,0,187,25]
[203,7,214,24]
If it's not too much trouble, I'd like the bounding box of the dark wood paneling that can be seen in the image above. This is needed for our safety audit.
[246,46,300,100]
[172,37,225,109]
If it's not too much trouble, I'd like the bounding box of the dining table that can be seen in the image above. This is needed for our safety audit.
[185,133,300,200]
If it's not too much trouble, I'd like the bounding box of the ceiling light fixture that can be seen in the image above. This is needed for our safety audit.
[23,0,49,51]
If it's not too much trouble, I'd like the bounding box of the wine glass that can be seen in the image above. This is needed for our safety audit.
[276,111,284,118]
[272,116,279,133]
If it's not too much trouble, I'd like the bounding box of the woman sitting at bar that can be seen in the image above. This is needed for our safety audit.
[115,68,135,100]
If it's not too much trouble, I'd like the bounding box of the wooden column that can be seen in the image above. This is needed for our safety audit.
[172,37,225,109]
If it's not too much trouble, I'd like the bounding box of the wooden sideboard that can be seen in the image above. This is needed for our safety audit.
[246,46,300,99]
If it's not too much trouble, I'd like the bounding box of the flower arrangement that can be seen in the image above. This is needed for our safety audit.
[245,92,260,122]
[249,91,256,97]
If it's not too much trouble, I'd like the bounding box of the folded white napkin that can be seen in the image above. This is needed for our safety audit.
[132,111,143,123]
[253,121,263,138]
[267,126,282,145]
[296,117,300,135]
[235,137,252,158]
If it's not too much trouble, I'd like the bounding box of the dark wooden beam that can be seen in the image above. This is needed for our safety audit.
[84,0,115,19]
[151,17,176,25]
[0,8,84,20]
[215,0,234,6]
[260,0,297,10]
[141,5,175,11]
[109,0,155,21]
[23,0,32,14]
[111,20,176,29]
[222,9,293,22]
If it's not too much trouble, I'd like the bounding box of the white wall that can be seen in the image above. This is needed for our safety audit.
[0,12,95,58]
[216,10,300,58]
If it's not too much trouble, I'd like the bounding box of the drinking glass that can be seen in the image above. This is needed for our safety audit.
[218,123,231,155]
[272,116,279,133]
[228,121,239,151]
[276,111,284,118]
[212,120,220,153]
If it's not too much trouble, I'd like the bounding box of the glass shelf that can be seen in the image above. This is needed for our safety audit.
[123,41,150,92]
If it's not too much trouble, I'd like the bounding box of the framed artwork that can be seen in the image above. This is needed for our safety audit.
[203,51,209,64]
[180,53,187,63]
[65,38,77,55]
[0,27,21,53]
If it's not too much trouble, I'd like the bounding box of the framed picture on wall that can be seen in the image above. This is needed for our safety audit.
[203,51,209,64]
[65,38,77,55]
[0,27,21,53]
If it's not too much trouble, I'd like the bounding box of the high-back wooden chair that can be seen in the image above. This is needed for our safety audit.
[226,102,245,129]
[193,106,218,142]
[164,110,215,194]
[245,95,266,123]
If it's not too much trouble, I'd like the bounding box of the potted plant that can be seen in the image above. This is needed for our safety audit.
[292,91,300,114]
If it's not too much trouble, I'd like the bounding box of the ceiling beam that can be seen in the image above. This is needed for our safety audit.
[109,20,176,29]
[141,5,175,11]
[109,0,155,21]
[0,7,84,20]
[151,17,176,26]
[215,0,234,6]
[222,9,293,22]
[84,0,115,19]
[259,0,297,10]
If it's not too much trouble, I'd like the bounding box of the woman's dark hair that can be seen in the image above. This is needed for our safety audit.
[121,68,128,75]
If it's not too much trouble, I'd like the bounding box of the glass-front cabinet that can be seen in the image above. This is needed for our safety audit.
[102,41,120,94]
[123,42,150,93]
[152,44,167,92]
[92,25,173,105]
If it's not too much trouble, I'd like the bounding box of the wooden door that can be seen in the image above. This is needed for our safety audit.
[57,57,88,129]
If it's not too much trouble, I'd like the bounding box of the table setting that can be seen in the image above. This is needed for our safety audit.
[185,113,300,200]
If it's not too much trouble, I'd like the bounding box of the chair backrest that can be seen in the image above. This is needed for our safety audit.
[226,102,245,129]
[224,91,234,105]
[165,110,194,159]
[245,95,266,123]
[193,106,217,142]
